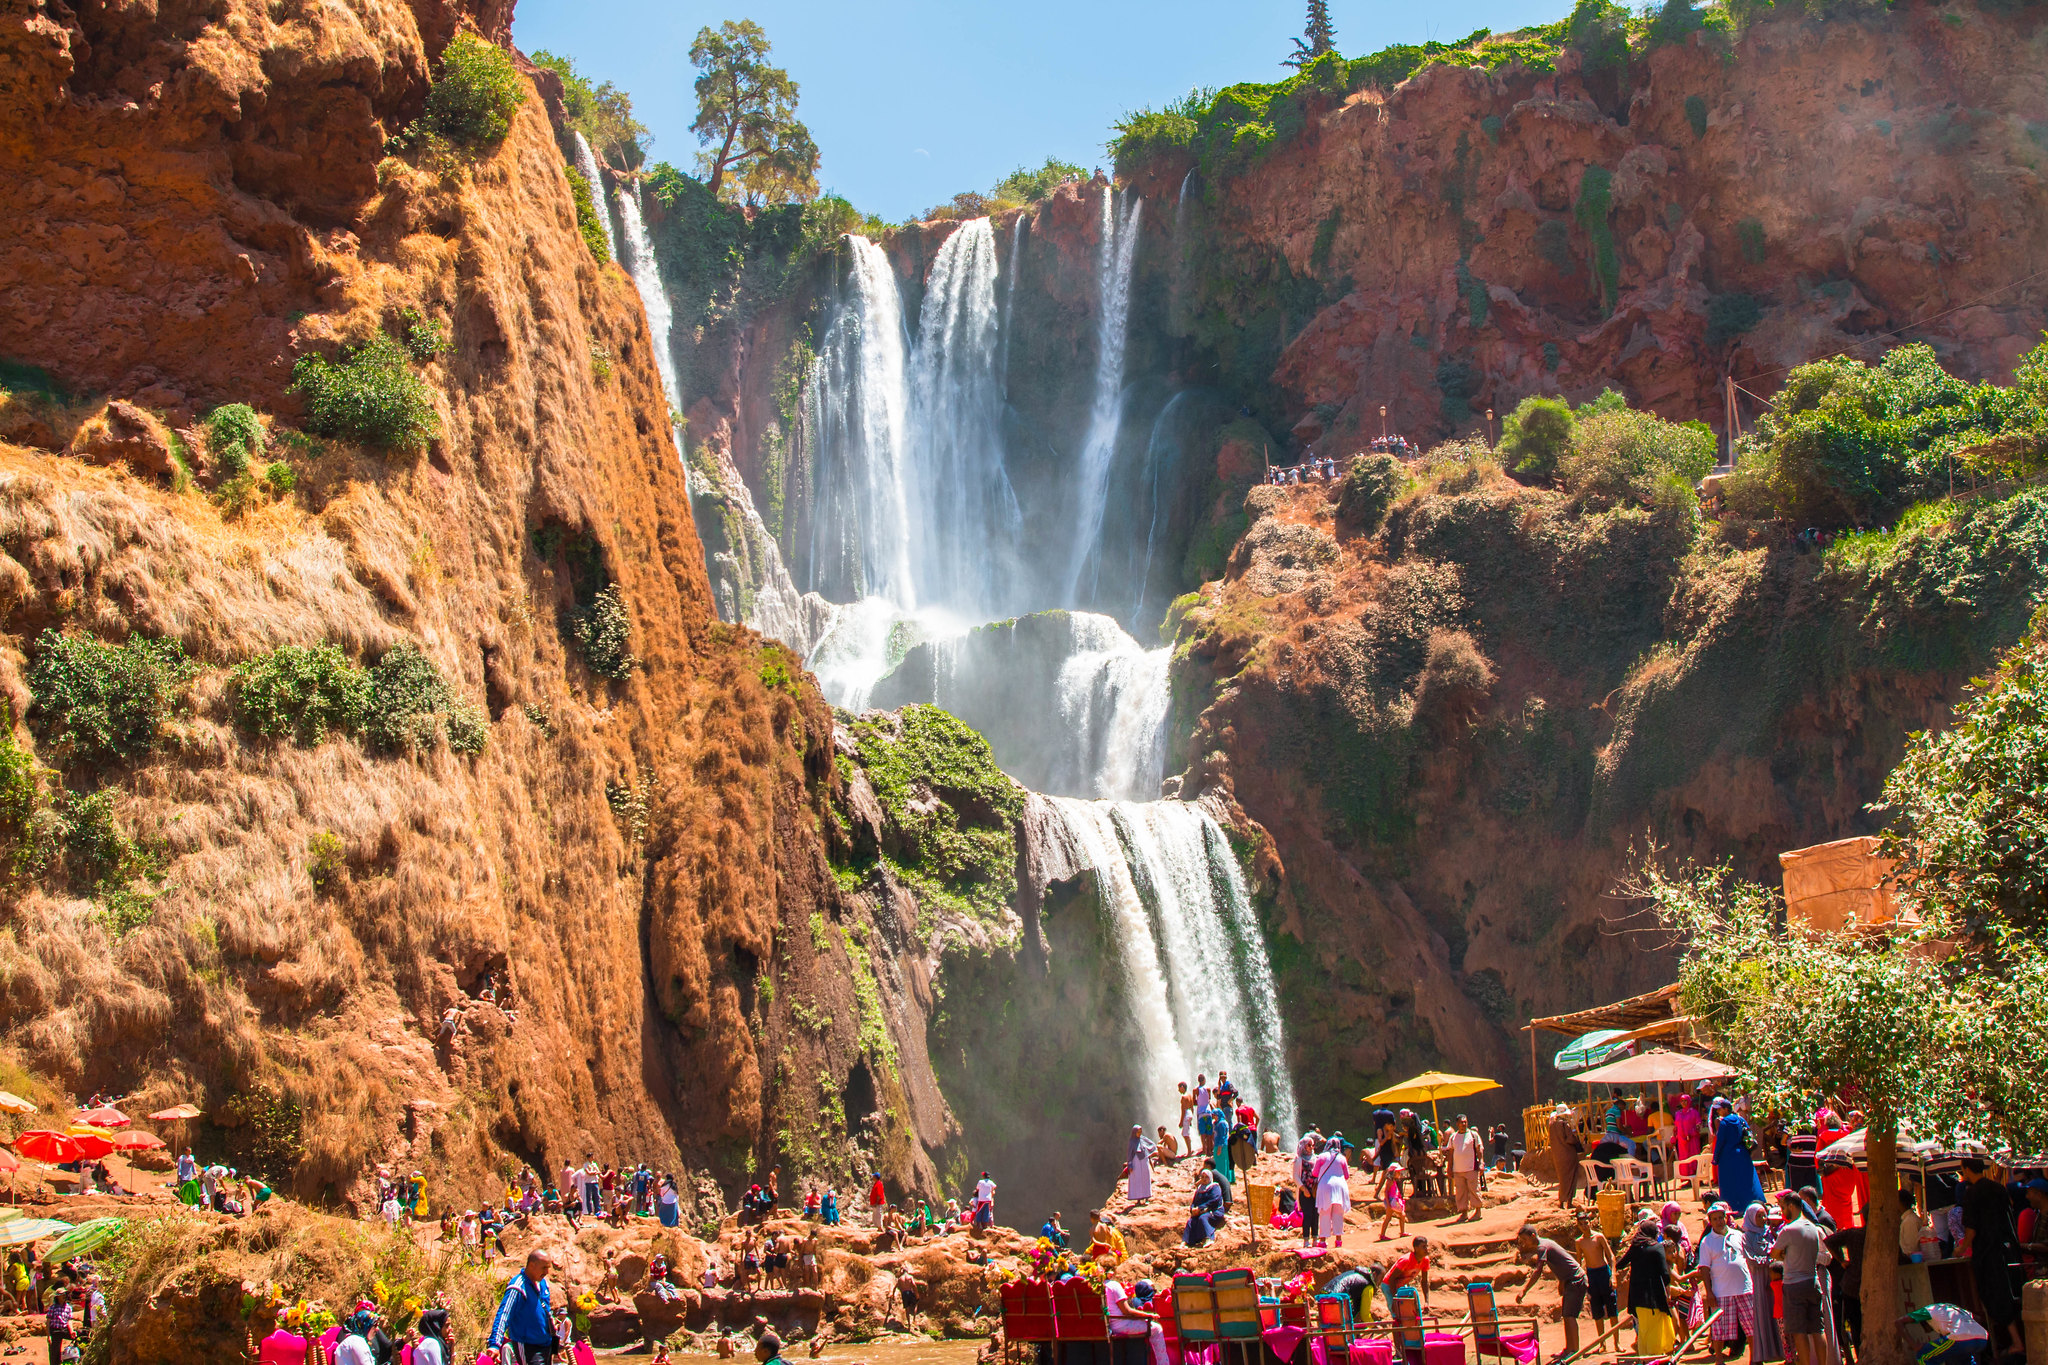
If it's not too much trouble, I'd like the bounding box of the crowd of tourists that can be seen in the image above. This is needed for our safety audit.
[1539,1083,2047,1365]
[1265,458,1341,486]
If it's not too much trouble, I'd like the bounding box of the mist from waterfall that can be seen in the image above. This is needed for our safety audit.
[1064,189,1145,604]
[1050,615,1170,802]
[1046,798,1300,1141]
[572,133,618,264]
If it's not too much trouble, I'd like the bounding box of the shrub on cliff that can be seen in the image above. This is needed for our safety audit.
[991,158,1087,205]
[571,584,639,680]
[420,35,526,149]
[27,630,195,766]
[203,403,263,479]
[230,645,372,747]
[1413,628,1497,733]
[363,643,474,753]
[1337,453,1406,534]
[1561,407,1716,509]
[1724,342,2047,527]
[565,166,612,266]
[290,335,440,451]
[1499,396,1576,482]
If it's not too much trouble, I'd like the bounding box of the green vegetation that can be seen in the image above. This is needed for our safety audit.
[290,334,440,451]
[416,35,526,149]
[1337,453,1406,534]
[1573,165,1619,313]
[307,830,346,892]
[1498,395,1576,480]
[1724,341,2048,527]
[991,158,1087,205]
[690,20,819,205]
[398,308,451,363]
[531,49,648,169]
[1736,216,1767,264]
[565,167,612,266]
[203,403,263,479]
[230,645,372,746]
[1684,93,1710,138]
[1704,291,1762,348]
[263,461,296,497]
[1285,0,1338,68]
[61,788,167,937]
[845,706,1024,932]
[589,339,613,383]
[363,644,471,753]
[27,631,195,766]
[0,359,68,403]
[1563,406,1716,510]
[571,583,638,680]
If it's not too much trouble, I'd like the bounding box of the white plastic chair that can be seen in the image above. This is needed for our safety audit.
[1612,1158,1655,1201]
[1675,1153,1710,1202]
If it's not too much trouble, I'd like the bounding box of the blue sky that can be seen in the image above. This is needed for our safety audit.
[513,0,1566,223]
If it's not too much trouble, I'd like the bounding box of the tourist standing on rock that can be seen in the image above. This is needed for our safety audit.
[1619,1215,1676,1358]
[1292,1137,1320,1244]
[1549,1104,1587,1208]
[1127,1126,1155,1202]
[1179,1082,1195,1154]
[973,1171,997,1231]
[1516,1223,1588,1357]
[1445,1115,1485,1223]
[1712,1099,1766,1216]
[489,1250,557,1363]
[867,1173,887,1227]
[822,1186,839,1225]
[1193,1075,1214,1154]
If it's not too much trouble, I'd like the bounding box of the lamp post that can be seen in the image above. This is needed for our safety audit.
[1380,405,1388,441]
[1485,408,1495,450]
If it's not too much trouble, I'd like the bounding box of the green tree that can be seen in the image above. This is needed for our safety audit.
[1285,0,1338,68]
[419,34,526,149]
[1559,406,1716,507]
[689,20,819,205]
[991,158,1086,204]
[1499,395,1575,482]
[531,49,649,168]
[1639,858,2048,1365]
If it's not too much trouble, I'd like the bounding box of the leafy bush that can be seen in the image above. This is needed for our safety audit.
[229,644,371,746]
[1500,395,1576,481]
[419,35,526,149]
[363,644,452,752]
[0,714,45,878]
[1561,407,1716,507]
[589,340,613,383]
[532,49,648,168]
[1565,0,1631,69]
[204,403,263,478]
[263,461,297,496]
[307,830,346,892]
[1414,628,1496,732]
[1724,342,2048,526]
[1338,453,1407,534]
[572,584,639,679]
[444,698,489,756]
[398,308,451,362]
[1705,292,1762,348]
[1684,93,1710,138]
[565,166,612,266]
[290,334,440,451]
[64,788,131,883]
[991,158,1086,204]
[28,630,195,765]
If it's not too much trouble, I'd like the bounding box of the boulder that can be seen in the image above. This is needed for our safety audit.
[71,400,176,478]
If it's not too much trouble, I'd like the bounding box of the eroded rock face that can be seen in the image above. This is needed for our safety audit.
[0,0,935,1211]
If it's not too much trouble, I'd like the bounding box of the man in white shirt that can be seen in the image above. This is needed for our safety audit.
[1444,1115,1486,1223]
[1104,1277,1161,1365]
[973,1172,997,1230]
[1694,1203,1755,1361]
[561,1161,580,1212]
[1193,1076,1213,1154]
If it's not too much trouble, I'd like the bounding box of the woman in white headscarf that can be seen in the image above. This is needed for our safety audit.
[1316,1135,1353,1248]
[1126,1126,1155,1201]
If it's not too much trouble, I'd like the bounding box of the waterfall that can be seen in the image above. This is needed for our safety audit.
[616,182,680,414]
[618,179,821,652]
[1064,190,1144,604]
[1132,391,1192,634]
[806,236,914,608]
[1050,615,1170,801]
[1045,797,1299,1141]
[572,132,618,264]
[907,219,1022,619]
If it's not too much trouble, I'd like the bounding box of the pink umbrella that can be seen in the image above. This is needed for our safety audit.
[109,1131,163,1151]
[74,1107,129,1129]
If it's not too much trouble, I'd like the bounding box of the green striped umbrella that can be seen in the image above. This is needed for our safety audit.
[43,1216,123,1262]
[1552,1029,1633,1072]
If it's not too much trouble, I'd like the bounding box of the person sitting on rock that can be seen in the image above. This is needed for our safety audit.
[1042,1212,1069,1248]
[1184,1170,1227,1247]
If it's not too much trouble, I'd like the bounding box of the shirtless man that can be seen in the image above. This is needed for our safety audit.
[1573,1209,1618,1340]
[1179,1082,1196,1155]
[799,1227,822,1287]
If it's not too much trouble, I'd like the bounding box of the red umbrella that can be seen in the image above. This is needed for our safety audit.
[13,1132,83,1163]
[0,1148,18,1172]
[109,1131,163,1151]
[74,1107,129,1129]
[63,1129,114,1160]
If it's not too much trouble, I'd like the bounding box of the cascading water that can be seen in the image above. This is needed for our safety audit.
[1064,189,1144,604]
[617,181,821,652]
[1046,797,1300,1138]
[572,132,618,264]
[1050,615,1170,801]
[1132,391,1192,634]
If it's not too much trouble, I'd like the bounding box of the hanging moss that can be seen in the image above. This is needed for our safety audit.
[1574,166,1620,313]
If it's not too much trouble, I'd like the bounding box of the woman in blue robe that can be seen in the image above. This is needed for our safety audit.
[1711,1100,1766,1213]
[1184,1171,1227,1246]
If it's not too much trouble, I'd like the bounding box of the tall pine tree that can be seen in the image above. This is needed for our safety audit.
[1286,1,1337,68]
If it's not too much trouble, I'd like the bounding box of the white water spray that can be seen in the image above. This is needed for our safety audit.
[572,132,618,264]
[615,182,679,414]
[1046,797,1300,1140]
[1064,189,1144,603]
[1051,615,1170,801]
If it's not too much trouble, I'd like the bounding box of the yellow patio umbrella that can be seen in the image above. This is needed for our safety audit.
[1362,1070,1503,1126]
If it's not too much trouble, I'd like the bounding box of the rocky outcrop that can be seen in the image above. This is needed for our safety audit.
[1167,471,2048,1122]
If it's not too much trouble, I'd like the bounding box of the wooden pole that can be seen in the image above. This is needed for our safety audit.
[1529,1028,1539,1104]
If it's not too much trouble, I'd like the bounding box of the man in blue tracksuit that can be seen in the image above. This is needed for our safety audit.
[488,1250,557,1363]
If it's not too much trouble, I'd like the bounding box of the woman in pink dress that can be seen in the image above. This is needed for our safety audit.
[1672,1093,1704,1160]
